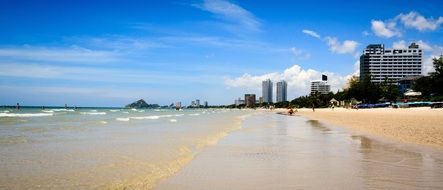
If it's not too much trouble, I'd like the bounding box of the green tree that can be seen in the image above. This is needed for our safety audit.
[380,77,400,102]
[413,56,443,100]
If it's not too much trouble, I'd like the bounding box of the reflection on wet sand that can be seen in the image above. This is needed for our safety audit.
[156,112,443,190]
[306,120,332,132]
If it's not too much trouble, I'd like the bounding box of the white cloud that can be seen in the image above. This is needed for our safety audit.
[302,29,321,39]
[419,43,443,75]
[0,63,219,85]
[300,30,358,55]
[396,11,443,31]
[325,37,359,54]
[416,40,433,51]
[371,20,401,38]
[0,46,121,64]
[224,64,351,98]
[362,31,370,36]
[370,12,442,38]
[290,47,311,60]
[194,0,261,32]
[392,40,407,49]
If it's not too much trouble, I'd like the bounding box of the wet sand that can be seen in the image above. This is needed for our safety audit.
[155,112,443,189]
[292,107,443,148]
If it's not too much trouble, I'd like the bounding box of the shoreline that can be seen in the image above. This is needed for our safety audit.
[277,107,443,149]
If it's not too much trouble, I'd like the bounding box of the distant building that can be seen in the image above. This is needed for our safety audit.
[235,98,245,106]
[311,80,330,95]
[276,80,287,102]
[191,101,195,107]
[262,79,273,103]
[360,43,422,84]
[398,76,422,94]
[259,96,264,104]
[204,101,208,107]
[244,94,256,107]
[196,99,200,107]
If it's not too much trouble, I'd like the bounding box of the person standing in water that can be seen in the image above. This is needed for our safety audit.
[16,103,20,110]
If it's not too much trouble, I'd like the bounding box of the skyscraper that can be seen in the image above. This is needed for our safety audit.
[276,80,287,102]
[262,79,273,103]
[360,43,422,84]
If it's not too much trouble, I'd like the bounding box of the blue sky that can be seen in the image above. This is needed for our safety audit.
[1,0,442,106]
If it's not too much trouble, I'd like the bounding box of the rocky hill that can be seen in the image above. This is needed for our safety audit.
[126,99,160,109]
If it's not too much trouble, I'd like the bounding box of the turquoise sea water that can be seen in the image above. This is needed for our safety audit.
[0,108,251,189]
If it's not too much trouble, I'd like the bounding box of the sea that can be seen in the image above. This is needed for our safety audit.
[2,108,443,189]
[0,108,252,189]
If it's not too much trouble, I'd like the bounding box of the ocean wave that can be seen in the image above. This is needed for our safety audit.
[51,109,75,112]
[175,114,184,117]
[188,113,200,116]
[122,111,130,114]
[170,119,177,123]
[41,110,54,113]
[116,117,130,121]
[109,109,120,112]
[130,116,160,120]
[3,110,10,113]
[80,112,107,115]
[131,108,137,111]
[0,113,54,117]
[99,121,108,124]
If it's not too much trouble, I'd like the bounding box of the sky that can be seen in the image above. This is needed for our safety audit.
[1,0,442,107]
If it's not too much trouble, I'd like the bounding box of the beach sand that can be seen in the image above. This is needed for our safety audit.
[155,112,443,190]
[290,107,443,148]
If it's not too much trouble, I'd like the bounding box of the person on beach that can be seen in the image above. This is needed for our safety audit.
[288,108,294,115]
[16,103,20,110]
[312,103,315,112]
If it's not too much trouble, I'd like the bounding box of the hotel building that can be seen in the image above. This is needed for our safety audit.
[360,43,422,84]
[310,81,330,95]
[311,75,330,95]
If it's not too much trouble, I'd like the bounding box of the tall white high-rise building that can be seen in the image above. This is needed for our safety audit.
[276,80,287,102]
[360,43,422,83]
[262,79,273,103]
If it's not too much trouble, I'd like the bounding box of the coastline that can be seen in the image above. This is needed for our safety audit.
[280,107,443,148]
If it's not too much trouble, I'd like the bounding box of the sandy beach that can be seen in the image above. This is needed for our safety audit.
[290,107,443,148]
[155,111,443,189]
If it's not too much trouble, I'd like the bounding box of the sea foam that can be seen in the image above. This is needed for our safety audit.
[80,112,107,115]
[116,117,130,121]
[0,113,54,117]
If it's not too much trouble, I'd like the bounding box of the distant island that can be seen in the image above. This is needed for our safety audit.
[126,99,160,109]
